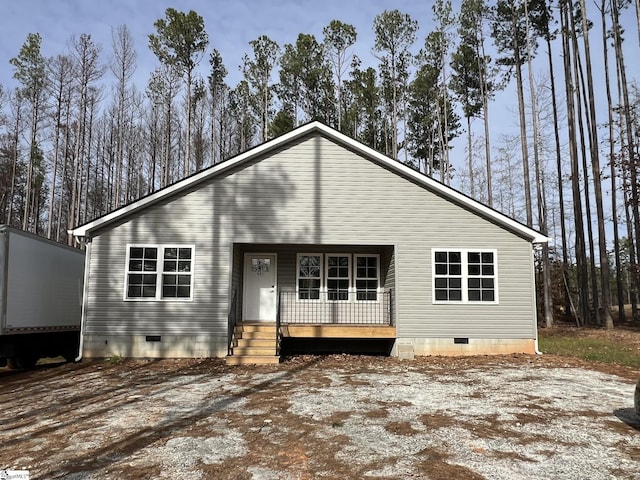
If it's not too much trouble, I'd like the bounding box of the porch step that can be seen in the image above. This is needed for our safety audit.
[234,330,276,340]
[227,322,280,365]
[232,346,276,356]
[235,338,276,348]
[225,355,280,365]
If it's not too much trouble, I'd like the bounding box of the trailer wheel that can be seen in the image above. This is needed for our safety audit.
[13,355,38,370]
[64,353,77,363]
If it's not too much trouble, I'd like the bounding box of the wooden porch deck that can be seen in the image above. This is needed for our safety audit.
[280,324,396,338]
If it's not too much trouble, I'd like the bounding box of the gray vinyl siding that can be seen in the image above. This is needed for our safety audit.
[85,133,536,340]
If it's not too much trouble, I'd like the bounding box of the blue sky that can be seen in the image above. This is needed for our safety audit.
[0,0,435,90]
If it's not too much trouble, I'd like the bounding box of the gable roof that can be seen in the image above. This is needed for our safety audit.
[69,121,549,243]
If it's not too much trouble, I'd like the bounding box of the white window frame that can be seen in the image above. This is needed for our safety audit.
[296,253,323,301]
[325,253,351,302]
[354,254,381,302]
[124,244,195,301]
[432,249,498,304]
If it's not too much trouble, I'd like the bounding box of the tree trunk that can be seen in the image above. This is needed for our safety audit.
[600,0,626,323]
[7,95,22,227]
[544,21,570,318]
[524,0,553,327]
[185,69,192,177]
[467,115,474,198]
[572,32,599,324]
[579,0,613,328]
[611,0,640,321]
[510,7,533,228]
[561,0,590,325]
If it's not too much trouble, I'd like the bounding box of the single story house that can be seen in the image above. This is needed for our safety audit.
[70,121,548,364]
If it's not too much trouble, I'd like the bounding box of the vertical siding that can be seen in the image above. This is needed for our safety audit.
[85,133,536,342]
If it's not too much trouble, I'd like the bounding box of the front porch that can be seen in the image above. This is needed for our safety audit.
[227,244,397,364]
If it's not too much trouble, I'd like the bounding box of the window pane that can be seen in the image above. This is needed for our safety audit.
[482,290,495,301]
[449,264,461,275]
[178,274,191,285]
[468,290,480,301]
[164,260,177,272]
[143,274,157,284]
[162,285,176,297]
[128,286,141,297]
[468,264,480,276]
[145,247,157,258]
[129,260,143,271]
[178,261,191,272]
[482,278,494,289]
[435,251,447,263]
[482,265,494,276]
[128,273,142,284]
[450,278,461,289]
[164,248,178,259]
[482,252,494,263]
[449,252,461,263]
[435,289,448,301]
[177,286,190,297]
[143,260,157,271]
[142,286,156,297]
[468,278,480,289]
[435,278,447,289]
[435,264,447,275]
[468,252,480,263]
[308,256,320,267]
[130,247,144,258]
[449,289,462,301]
[179,248,192,259]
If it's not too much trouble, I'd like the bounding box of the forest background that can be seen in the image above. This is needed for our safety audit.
[1,0,639,329]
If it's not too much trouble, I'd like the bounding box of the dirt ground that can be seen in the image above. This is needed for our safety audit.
[1,330,639,480]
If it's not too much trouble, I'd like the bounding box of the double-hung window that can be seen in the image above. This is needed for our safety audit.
[355,255,379,301]
[125,245,194,300]
[298,254,321,300]
[326,255,350,301]
[467,251,495,301]
[433,249,497,303]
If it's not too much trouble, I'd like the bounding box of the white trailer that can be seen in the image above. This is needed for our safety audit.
[0,225,85,369]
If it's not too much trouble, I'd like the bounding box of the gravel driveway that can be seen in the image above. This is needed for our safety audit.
[1,355,639,479]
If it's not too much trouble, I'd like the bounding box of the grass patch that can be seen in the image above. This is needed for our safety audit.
[538,334,640,368]
[106,354,123,364]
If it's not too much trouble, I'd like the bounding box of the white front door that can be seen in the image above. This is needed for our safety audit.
[243,253,277,322]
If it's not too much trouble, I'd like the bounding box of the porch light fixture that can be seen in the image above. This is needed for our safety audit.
[251,258,271,275]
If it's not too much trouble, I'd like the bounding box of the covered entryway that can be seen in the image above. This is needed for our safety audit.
[228,244,396,365]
